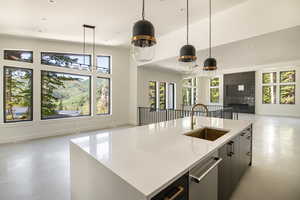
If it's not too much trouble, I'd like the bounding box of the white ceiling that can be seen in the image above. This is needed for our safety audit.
[0,0,247,46]
[144,26,300,73]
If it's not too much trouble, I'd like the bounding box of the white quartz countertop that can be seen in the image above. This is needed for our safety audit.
[71,117,252,198]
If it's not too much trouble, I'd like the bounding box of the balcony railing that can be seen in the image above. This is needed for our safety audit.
[138,105,238,126]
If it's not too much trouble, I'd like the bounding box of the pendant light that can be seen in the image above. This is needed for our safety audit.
[131,0,156,62]
[178,0,197,69]
[202,0,217,77]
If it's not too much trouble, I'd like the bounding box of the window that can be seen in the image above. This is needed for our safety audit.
[280,70,295,104]
[97,56,111,74]
[280,85,295,104]
[262,70,296,104]
[182,87,192,106]
[262,85,276,104]
[210,77,220,103]
[96,77,110,115]
[4,50,33,63]
[159,82,166,109]
[168,83,175,109]
[4,66,33,122]
[149,81,157,110]
[41,52,91,71]
[41,71,91,119]
[182,78,197,106]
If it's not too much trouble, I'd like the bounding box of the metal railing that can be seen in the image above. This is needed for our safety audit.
[138,105,238,126]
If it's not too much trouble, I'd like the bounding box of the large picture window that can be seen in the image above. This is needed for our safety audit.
[4,50,33,63]
[41,71,91,119]
[4,66,33,122]
[96,77,110,115]
[97,56,111,74]
[210,77,220,104]
[262,70,296,104]
[41,52,91,71]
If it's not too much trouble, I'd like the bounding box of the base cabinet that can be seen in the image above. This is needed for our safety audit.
[151,125,253,200]
[218,125,252,200]
[151,173,189,200]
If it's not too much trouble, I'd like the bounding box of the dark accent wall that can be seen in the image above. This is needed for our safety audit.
[224,71,255,114]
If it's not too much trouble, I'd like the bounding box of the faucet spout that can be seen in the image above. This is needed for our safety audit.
[191,104,209,130]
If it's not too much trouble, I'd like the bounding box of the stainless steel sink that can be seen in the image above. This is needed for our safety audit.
[184,128,229,141]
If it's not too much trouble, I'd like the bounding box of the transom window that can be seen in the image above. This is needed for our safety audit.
[97,55,111,74]
[4,50,33,63]
[41,52,91,71]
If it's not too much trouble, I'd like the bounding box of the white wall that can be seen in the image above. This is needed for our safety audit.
[256,66,300,117]
[137,67,183,109]
[0,34,130,143]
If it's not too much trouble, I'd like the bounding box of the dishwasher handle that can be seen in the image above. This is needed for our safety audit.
[189,157,223,183]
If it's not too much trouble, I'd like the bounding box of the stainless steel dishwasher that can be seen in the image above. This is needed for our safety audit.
[189,153,222,200]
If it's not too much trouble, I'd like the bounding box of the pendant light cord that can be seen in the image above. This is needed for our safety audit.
[83,26,86,65]
[186,0,189,45]
[209,0,212,58]
[82,25,96,70]
[142,0,145,20]
[93,27,96,70]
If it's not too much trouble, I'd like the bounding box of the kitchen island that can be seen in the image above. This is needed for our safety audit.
[70,117,252,200]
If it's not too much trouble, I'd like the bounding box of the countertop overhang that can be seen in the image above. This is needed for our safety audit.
[71,117,252,198]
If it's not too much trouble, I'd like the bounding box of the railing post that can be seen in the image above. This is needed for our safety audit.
[138,107,141,126]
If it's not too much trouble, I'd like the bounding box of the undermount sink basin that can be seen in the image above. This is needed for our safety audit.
[184,128,229,141]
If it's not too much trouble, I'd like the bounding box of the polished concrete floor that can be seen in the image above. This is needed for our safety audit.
[0,115,300,200]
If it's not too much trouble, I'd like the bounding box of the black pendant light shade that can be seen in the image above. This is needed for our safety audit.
[203,0,217,72]
[132,19,156,48]
[178,0,197,64]
[179,44,197,62]
[131,0,156,62]
[203,57,217,70]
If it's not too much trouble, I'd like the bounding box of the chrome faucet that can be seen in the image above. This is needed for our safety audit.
[191,104,209,130]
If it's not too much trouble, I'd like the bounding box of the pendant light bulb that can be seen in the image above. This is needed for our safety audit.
[178,0,197,69]
[131,0,156,62]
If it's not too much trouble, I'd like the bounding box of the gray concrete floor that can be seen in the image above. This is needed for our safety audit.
[0,115,300,200]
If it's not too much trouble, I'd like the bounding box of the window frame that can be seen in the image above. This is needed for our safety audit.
[149,81,157,111]
[40,70,92,120]
[3,66,33,123]
[4,50,33,63]
[167,83,176,109]
[159,82,167,110]
[96,55,111,74]
[209,77,220,104]
[261,70,296,105]
[182,78,197,106]
[96,76,111,115]
[262,71,277,104]
[40,52,92,71]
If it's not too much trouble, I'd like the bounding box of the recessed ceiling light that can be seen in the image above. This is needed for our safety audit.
[41,17,47,21]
